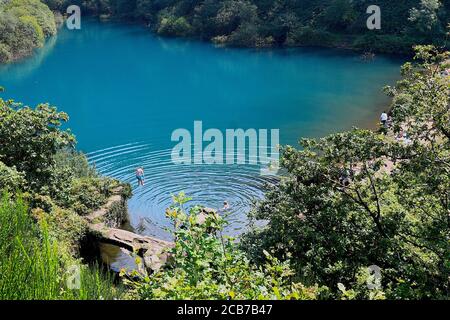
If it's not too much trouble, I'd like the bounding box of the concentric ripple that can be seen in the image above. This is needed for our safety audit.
[88,142,278,240]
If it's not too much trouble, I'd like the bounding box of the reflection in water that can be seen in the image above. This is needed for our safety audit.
[0,35,57,81]
[99,243,139,272]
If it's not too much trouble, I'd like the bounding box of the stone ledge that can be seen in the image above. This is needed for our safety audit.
[85,187,173,272]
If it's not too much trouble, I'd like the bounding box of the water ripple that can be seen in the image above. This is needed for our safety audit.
[89,142,278,239]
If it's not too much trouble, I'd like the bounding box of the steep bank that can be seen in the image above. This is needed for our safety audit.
[0,0,59,63]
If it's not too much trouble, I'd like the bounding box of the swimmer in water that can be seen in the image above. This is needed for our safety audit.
[136,167,145,186]
[222,201,230,211]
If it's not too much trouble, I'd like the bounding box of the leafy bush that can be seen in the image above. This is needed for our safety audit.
[353,34,418,55]
[0,99,75,192]
[320,0,357,31]
[4,0,57,37]
[0,161,25,192]
[157,13,193,37]
[0,96,129,214]
[68,177,115,215]
[0,43,12,63]
[36,205,87,256]
[227,22,274,48]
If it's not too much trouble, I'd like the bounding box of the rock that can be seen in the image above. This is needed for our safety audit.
[196,207,220,225]
[86,187,174,272]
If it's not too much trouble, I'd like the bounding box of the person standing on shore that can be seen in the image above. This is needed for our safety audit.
[136,167,145,186]
[380,111,388,128]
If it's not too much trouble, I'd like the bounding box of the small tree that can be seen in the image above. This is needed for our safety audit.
[0,97,75,193]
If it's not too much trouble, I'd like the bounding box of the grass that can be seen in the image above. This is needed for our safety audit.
[0,193,124,300]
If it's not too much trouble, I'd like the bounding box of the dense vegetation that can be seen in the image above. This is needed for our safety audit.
[0,89,129,299]
[242,46,450,299]
[44,0,449,54]
[0,0,58,63]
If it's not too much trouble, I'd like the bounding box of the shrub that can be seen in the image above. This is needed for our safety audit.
[39,206,88,255]
[0,100,75,192]
[19,15,45,47]
[68,178,111,215]
[4,0,56,37]
[0,162,25,193]
[157,12,193,37]
[0,95,131,214]
[227,22,274,47]
[242,47,450,299]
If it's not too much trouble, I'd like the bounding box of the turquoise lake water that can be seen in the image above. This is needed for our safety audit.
[0,20,402,241]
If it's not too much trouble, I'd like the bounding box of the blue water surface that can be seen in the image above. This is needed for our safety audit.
[0,19,402,239]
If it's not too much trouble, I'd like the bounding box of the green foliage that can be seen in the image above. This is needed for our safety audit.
[409,0,443,35]
[157,13,193,37]
[68,177,117,215]
[0,194,123,300]
[286,26,338,47]
[0,161,26,192]
[43,0,449,53]
[321,0,357,30]
[0,43,13,62]
[242,46,450,299]
[353,34,419,56]
[0,0,56,63]
[125,193,322,300]
[0,98,75,192]
[19,15,45,46]
[36,205,87,254]
[54,149,97,180]
[0,91,132,299]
